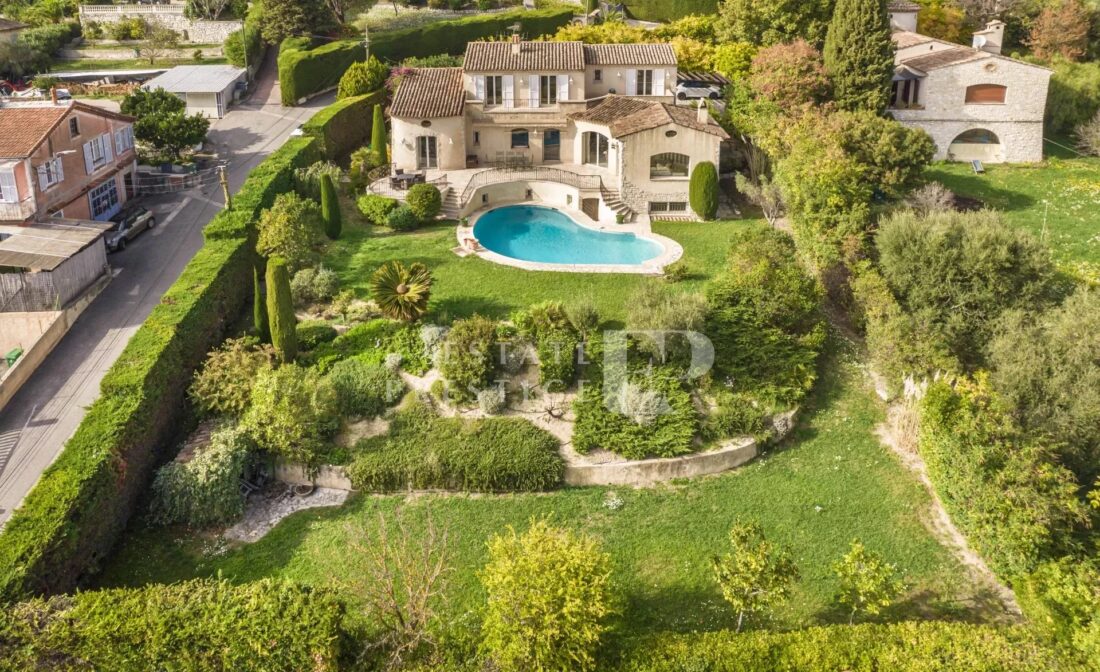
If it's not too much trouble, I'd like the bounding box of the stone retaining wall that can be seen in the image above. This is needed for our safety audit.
[563,437,758,487]
[78,5,241,44]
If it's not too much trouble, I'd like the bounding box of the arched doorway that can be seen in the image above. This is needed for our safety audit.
[948,129,1002,162]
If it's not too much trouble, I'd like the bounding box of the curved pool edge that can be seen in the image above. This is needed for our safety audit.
[458,202,683,275]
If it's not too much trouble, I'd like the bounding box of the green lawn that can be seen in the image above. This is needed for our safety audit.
[324,212,758,322]
[926,153,1100,270]
[55,56,228,72]
[96,338,992,638]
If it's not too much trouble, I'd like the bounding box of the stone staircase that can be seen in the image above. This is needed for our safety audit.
[600,185,636,223]
[441,187,461,220]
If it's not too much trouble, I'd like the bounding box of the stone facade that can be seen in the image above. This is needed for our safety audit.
[78,5,241,44]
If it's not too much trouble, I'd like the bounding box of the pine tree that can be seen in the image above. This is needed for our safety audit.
[824,0,894,112]
[320,173,341,240]
[266,256,297,363]
[370,104,388,167]
[253,264,269,342]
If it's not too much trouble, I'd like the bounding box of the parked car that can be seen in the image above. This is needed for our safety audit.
[104,206,156,252]
[675,81,722,101]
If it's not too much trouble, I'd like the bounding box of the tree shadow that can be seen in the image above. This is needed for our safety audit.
[924,167,1038,213]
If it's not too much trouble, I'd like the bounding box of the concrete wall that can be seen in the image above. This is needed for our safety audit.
[392,115,467,171]
[0,275,108,413]
[892,57,1051,162]
[620,122,721,198]
[274,461,353,491]
[459,180,613,219]
[78,5,242,44]
[565,437,758,487]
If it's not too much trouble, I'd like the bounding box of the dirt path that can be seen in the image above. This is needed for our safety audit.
[876,414,1022,619]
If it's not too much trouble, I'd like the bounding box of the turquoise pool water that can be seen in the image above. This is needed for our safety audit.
[472,205,662,266]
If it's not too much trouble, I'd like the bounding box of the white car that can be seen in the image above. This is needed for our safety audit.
[675,81,722,101]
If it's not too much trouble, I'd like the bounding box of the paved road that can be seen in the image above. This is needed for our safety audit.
[0,56,333,524]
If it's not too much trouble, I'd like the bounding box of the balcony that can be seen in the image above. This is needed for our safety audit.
[0,198,36,222]
[467,99,587,126]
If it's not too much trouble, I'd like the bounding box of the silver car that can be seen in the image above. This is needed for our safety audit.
[105,206,156,252]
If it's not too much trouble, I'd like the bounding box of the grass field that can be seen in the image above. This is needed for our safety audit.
[324,212,762,322]
[96,338,993,638]
[926,152,1100,270]
[54,56,228,72]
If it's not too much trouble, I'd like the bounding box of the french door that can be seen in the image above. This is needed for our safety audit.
[416,136,438,170]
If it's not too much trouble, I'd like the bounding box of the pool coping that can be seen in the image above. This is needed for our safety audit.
[457,201,683,275]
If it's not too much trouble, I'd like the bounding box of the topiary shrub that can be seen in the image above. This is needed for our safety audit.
[241,364,338,466]
[149,423,252,527]
[336,56,388,100]
[326,356,404,418]
[252,266,269,342]
[265,257,298,363]
[386,205,420,231]
[405,183,442,221]
[295,320,338,351]
[290,265,340,306]
[188,336,276,417]
[439,315,498,402]
[371,104,388,167]
[256,192,323,271]
[689,160,719,220]
[320,173,341,240]
[357,193,399,225]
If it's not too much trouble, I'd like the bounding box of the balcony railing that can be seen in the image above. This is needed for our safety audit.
[0,198,36,222]
[460,166,603,204]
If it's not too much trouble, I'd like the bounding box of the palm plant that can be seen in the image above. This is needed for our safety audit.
[371,261,433,322]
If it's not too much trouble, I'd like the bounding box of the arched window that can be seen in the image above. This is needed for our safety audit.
[650,152,689,178]
[951,129,1001,145]
[964,84,1007,104]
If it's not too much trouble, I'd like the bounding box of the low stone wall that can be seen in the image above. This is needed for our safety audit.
[78,5,241,44]
[60,46,223,60]
[274,461,353,491]
[564,437,758,487]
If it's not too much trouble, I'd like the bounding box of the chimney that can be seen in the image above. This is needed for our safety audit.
[697,99,709,125]
[972,20,1005,55]
[50,86,58,105]
[511,33,521,56]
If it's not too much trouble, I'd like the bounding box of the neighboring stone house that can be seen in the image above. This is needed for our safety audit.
[0,99,138,223]
[888,1,1051,163]
[388,39,727,221]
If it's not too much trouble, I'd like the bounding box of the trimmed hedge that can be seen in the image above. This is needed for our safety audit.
[301,89,386,162]
[620,622,1070,671]
[278,38,365,106]
[279,7,573,106]
[624,0,718,22]
[347,401,564,492]
[0,579,345,671]
[0,136,321,603]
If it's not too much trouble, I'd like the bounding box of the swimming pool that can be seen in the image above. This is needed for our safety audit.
[472,205,664,266]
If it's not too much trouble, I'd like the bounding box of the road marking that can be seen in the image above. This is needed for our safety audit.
[161,197,191,226]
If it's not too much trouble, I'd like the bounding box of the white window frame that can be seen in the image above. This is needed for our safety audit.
[114,126,134,155]
[88,176,119,220]
[539,75,558,107]
[0,168,18,204]
[484,75,503,106]
[38,157,64,190]
[635,69,654,96]
[84,133,114,175]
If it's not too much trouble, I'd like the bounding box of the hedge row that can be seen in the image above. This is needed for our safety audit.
[0,579,345,671]
[278,37,365,106]
[623,0,717,22]
[278,6,574,106]
[302,89,386,162]
[0,137,320,603]
[619,622,1070,672]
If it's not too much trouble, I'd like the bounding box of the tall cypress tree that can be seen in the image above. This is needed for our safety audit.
[253,264,269,342]
[320,173,341,239]
[824,0,895,112]
[265,256,297,363]
[370,104,388,167]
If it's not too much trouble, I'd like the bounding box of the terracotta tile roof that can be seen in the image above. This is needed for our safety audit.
[892,31,936,49]
[582,43,676,66]
[390,68,466,119]
[900,46,987,71]
[464,41,585,72]
[0,105,71,158]
[888,1,920,10]
[570,95,728,140]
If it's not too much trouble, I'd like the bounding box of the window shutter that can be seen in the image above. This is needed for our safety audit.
[83,142,94,174]
[0,170,17,203]
[38,166,48,191]
[654,69,665,96]
[529,75,539,108]
[558,74,568,102]
[114,129,123,155]
[103,134,114,163]
[56,158,64,183]
[503,76,514,108]
[475,76,485,101]
[626,69,637,96]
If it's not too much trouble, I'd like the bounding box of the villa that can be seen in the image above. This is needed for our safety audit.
[887,1,1051,163]
[385,37,729,223]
